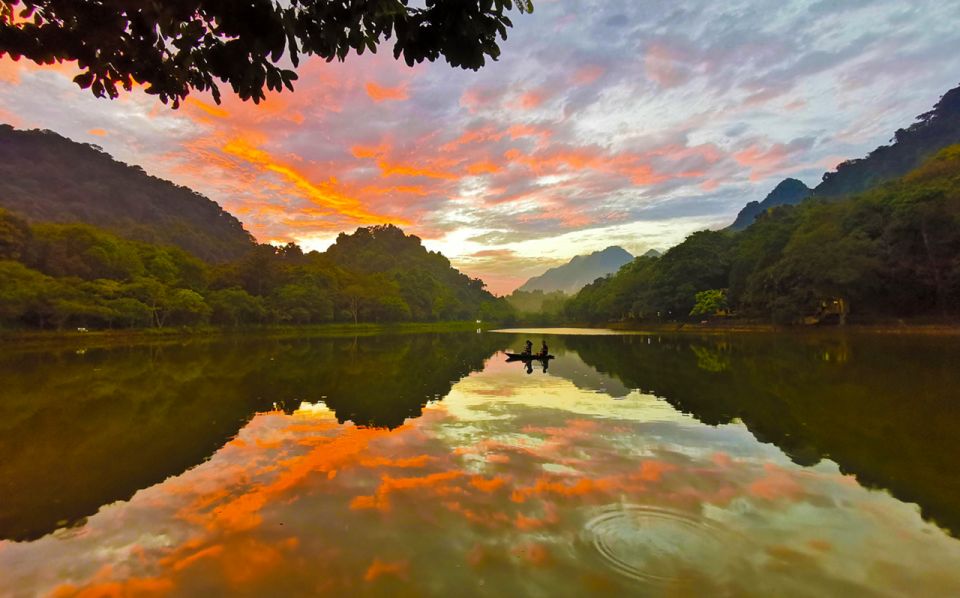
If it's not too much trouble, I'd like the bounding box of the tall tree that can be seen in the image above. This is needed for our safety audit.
[0,0,533,106]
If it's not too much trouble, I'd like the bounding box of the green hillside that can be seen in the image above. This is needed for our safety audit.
[0,217,513,331]
[0,125,255,262]
[566,145,960,324]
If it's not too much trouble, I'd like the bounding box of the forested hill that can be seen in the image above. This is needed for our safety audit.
[566,145,960,324]
[812,83,960,198]
[726,84,960,232]
[323,224,505,321]
[0,212,513,330]
[0,125,255,262]
[727,178,811,231]
[518,246,634,294]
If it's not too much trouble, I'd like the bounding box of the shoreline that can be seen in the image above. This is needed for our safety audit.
[4,319,960,351]
[0,321,491,350]
[601,321,960,336]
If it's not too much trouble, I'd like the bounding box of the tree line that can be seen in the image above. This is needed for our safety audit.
[0,219,514,330]
[564,145,960,325]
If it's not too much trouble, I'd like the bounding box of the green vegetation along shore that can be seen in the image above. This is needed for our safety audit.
[0,218,513,332]
[563,146,960,326]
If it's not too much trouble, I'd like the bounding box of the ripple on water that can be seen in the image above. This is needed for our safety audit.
[583,504,736,585]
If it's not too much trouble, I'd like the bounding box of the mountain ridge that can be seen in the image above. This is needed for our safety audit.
[727,178,812,231]
[0,124,255,262]
[727,82,960,231]
[518,246,634,294]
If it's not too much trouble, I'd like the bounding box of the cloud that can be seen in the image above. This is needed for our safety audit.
[2,0,960,290]
[365,82,409,103]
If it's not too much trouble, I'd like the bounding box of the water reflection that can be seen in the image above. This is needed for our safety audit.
[0,333,507,541]
[1,331,959,595]
[562,333,960,536]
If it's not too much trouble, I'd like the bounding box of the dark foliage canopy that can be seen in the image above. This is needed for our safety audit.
[0,0,533,106]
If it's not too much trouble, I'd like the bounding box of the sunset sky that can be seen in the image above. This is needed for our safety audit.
[2,0,960,294]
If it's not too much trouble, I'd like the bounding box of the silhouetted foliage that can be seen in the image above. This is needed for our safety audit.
[0,0,533,106]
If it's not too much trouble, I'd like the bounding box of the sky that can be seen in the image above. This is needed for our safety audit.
[2,0,960,294]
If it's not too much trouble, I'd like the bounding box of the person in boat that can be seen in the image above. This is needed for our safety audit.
[539,340,549,358]
[524,339,533,355]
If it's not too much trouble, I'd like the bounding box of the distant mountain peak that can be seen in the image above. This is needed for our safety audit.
[517,246,633,294]
[727,177,812,231]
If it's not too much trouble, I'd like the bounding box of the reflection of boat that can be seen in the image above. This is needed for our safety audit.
[505,353,555,362]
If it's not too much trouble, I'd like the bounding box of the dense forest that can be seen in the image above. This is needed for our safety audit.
[0,125,255,262]
[566,145,960,324]
[0,217,513,330]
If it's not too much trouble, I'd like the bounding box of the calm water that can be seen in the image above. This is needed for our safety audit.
[2,330,960,596]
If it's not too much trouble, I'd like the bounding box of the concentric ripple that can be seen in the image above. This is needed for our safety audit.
[583,504,735,584]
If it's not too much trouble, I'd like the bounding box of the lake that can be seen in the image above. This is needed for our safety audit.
[2,329,960,596]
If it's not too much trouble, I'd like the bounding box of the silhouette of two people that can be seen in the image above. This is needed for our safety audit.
[522,339,550,374]
[522,339,549,357]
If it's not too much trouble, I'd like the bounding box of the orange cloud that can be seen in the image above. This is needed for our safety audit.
[351,142,459,180]
[365,82,409,103]
[50,566,173,598]
[637,460,676,482]
[470,475,508,493]
[518,90,546,110]
[507,124,552,140]
[466,160,502,175]
[87,128,108,136]
[350,471,465,512]
[0,59,21,84]
[351,143,388,159]
[378,160,458,180]
[440,125,503,151]
[510,476,614,503]
[186,97,230,119]
[734,141,807,181]
[749,467,806,501]
[364,558,409,582]
[222,137,407,226]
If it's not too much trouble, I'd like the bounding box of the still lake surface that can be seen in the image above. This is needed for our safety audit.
[2,329,960,596]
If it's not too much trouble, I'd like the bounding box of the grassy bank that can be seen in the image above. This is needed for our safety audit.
[0,321,493,351]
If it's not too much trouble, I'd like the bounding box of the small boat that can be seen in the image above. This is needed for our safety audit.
[505,352,555,362]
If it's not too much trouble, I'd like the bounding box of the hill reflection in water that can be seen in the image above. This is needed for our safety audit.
[1,330,959,595]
